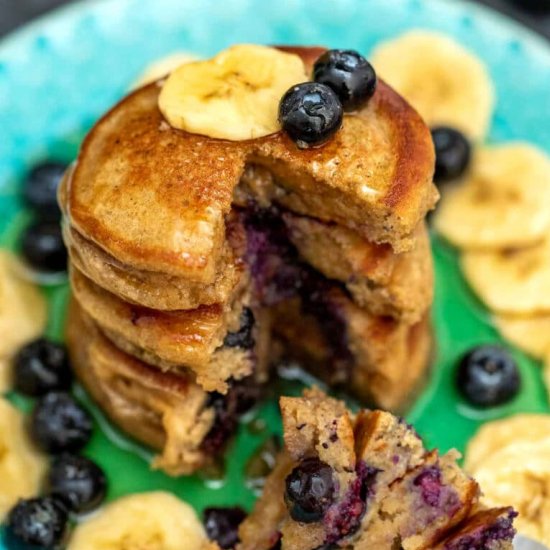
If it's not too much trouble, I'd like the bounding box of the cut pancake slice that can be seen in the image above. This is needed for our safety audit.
[432,508,518,550]
[239,390,512,550]
[271,288,432,412]
[70,265,264,393]
[283,213,433,322]
[67,301,261,476]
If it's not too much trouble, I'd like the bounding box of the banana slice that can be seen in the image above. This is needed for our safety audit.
[370,30,494,140]
[495,314,550,359]
[462,238,550,315]
[435,144,550,250]
[465,414,550,472]
[0,250,47,392]
[159,44,308,141]
[68,492,214,550]
[132,51,199,89]
[0,398,48,521]
[470,439,550,546]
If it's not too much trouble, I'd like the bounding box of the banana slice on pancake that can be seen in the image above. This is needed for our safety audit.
[370,30,494,140]
[0,250,47,392]
[462,238,550,315]
[132,51,199,88]
[466,425,550,546]
[159,44,308,140]
[495,314,550,359]
[435,144,550,250]
[0,398,48,521]
[68,492,214,550]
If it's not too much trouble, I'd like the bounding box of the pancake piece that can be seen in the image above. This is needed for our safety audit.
[70,265,258,392]
[271,291,432,412]
[65,48,436,282]
[66,301,260,476]
[239,390,515,550]
[65,222,245,311]
[283,214,433,322]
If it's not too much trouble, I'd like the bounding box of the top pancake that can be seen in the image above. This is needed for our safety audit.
[65,46,436,283]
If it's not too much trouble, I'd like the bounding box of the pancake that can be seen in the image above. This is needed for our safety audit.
[65,222,245,311]
[271,289,432,412]
[282,213,433,323]
[64,47,436,285]
[70,265,272,393]
[67,301,263,476]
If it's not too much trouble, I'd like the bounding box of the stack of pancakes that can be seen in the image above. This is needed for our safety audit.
[60,47,438,476]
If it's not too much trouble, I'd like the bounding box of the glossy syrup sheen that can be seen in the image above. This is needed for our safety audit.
[0,0,549,527]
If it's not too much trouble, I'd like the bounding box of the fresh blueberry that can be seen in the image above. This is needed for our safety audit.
[456,345,521,407]
[20,221,67,273]
[30,392,93,454]
[285,457,335,523]
[5,496,69,549]
[203,506,246,549]
[14,339,72,397]
[279,82,343,148]
[223,308,255,349]
[22,162,67,221]
[431,126,471,183]
[47,454,107,514]
[313,49,377,111]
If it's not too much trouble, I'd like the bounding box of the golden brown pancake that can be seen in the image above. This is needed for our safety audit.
[271,289,432,412]
[67,301,265,475]
[64,48,436,286]
[71,266,257,392]
[67,301,215,475]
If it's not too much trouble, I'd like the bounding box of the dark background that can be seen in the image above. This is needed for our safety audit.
[0,0,549,40]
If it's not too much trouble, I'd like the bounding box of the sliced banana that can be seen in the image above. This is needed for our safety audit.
[370,30,494,140]
[0,398,48,521]
[0,250,47,392]
[159,44,308,140]
[435,144,550,250]
[495,314,550,359]
[470,439,550,546]
[68,492,213,550]
[462,238,550,315]
[465,414,550,472]
[132,51,199,89]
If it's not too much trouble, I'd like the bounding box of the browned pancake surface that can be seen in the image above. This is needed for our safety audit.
[66,47,436,281]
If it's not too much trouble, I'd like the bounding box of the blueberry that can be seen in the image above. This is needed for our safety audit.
[431,126,471,183]
[20,221,67,273]
[223,308,255,349]
[14,339,72,397]
[22,162,67,221]
[456,345,521,407]
[279,82,343,148]
[47,454,107,514]
[313,49,377,111]
[285,458,335,523]
[30,392,93,454]
[5,496,69,549]
[203,506,246,549]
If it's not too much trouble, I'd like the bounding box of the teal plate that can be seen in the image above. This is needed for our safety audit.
[1,0,550,539]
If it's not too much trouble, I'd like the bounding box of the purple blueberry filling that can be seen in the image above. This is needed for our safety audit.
[201,377,260,454]
[413,466,461,516]
[238,203,353,382]
[444,509,517,550]
[323,462,379,544]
